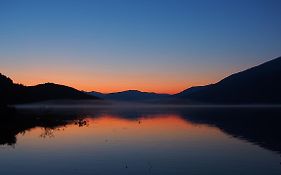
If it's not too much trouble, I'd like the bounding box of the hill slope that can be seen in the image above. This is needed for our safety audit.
[177,56,281,104]
[0,73,98,105]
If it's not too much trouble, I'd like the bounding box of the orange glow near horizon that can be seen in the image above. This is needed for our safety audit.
[2,68,225,94]
[0,55,250,94]
[10,75,213,94]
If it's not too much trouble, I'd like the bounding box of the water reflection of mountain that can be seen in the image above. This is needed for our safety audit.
[0,107,89,145]
[0,107,280,155]
[177,108,281,154]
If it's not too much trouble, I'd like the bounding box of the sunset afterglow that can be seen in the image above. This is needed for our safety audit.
[1,0,281,93]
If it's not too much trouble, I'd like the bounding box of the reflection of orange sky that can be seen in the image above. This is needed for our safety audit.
[19,114,223,146]
[81,114,220,138]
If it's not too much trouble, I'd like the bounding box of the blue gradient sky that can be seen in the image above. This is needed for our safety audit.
[0,0,281,93]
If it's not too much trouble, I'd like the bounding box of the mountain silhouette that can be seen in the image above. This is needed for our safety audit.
[0,73,98,105]
[88,90,170,101]
[176,56,281,104]
[2,56,281,105]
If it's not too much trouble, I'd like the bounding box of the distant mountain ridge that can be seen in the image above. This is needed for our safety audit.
[88,90,170,101]
[2,56,281,105]
[176,56,281,104]
[0,74,98,105]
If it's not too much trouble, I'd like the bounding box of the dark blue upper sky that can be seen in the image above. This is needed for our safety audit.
[0,0,281,93]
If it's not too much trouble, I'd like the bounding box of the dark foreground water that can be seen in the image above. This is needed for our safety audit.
[0,106,281,175]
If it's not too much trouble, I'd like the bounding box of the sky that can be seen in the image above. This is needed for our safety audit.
[0,0,281,94]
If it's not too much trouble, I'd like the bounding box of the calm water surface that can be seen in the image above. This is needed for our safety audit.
[0,107,280,175]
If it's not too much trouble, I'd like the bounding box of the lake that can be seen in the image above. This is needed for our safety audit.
[0,106,280,175]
